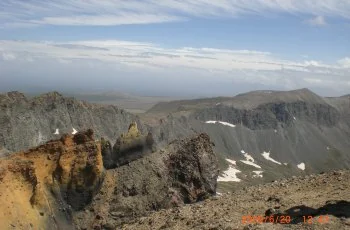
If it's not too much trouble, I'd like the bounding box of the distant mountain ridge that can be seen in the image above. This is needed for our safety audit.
[147,88,329,113]
[0,91,140,152]
[143,88,350,189]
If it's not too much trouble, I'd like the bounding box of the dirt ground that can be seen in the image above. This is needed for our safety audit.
[122,170,350,230]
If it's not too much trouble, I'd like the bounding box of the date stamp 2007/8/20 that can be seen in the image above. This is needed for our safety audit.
[242,215,330,224]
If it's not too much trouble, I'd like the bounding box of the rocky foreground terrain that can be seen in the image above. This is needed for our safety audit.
[123,170,350,230]
[0,124,219,230]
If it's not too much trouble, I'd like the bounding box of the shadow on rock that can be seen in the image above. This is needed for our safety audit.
[101,122,156,169]
[265,200,350,224]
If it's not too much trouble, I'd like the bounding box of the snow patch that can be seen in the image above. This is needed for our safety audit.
[252,171,263,178]
[274,129,277,133]
[54,129,59,135]
[243,153,254,162]
[215,103,221,106]
[297,163,305,170]
[240,152,262,169]
[262,151,282,165]
[326,146,330,150]
[293,116,297,120]
[217,166,241,182]
[226,159,236,165]
[72,128,78,135]
[283,163,288,166]
[205,120,236,128]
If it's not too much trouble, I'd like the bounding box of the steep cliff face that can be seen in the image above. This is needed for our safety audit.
[73,132,219,229]
[0,126,219,229]
[0,91,140,152]
[0,130,104,229]
[192,101,340,130]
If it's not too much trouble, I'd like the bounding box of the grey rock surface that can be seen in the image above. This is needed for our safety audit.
[144,88,350,187]
[73,133,219,229]
[0,91,141,152]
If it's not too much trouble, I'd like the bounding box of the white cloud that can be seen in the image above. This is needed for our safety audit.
[31,14,185,26]
[1,52,16,61]
[0,39,350,95]
[0,39,348,73]
[338,57,350,68]
[1,0,350,27]
[306,15,327,26]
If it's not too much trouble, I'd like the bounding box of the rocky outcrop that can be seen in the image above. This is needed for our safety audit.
[0,125,218,229]
[166,133,219,203]
[0,130,104,229]
[101,122,155,169]
[73,132,219,229]
[0,91,140,152]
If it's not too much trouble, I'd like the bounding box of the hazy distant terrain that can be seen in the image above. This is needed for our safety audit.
[26,91,181,114]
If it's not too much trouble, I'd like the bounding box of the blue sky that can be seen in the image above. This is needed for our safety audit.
[0,0,350,96]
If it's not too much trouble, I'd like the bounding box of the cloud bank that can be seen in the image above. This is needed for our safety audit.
[0,39,349,96]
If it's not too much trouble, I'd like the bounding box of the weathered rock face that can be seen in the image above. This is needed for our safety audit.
[166,133,219,203]
[74,132,219,229]
[191,101,340,130]
[0,91,140,152]
[0,130,104,229]
[0,126,218,229]
[102,121,155,169]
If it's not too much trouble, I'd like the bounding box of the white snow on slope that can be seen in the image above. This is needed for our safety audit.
[293,116,297,120]
[252,171,263,178]
[54,129,59,135]
[297,163,305,170]
[72,128,78,135]
[218,158,241,182]
[226,159,236,165]
[205,121,236,128]
[283,163,288,166]
[262,151,282,165]
[274,129,277,133]
[240,151,262,169]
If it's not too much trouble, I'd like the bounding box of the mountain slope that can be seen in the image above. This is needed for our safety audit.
[144,88,350,188]
[0,91,140,152]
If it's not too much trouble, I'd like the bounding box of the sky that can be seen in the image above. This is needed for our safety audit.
[0,0,350,97]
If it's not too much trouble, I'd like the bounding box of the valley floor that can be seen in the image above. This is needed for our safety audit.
[122,170,350,230]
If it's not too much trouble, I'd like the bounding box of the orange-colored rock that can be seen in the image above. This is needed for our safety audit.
[0,129,104,230]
